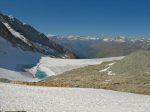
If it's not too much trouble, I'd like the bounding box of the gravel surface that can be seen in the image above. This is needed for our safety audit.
[0,82,150,112]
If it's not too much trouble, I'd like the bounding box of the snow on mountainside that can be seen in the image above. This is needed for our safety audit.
[0,36,41,70]
[0,35,123,82]
[0,12,124,81]
[0,12,78,81]
[0,68,39,82]
[0,36,41,81]
[0,12,77,59]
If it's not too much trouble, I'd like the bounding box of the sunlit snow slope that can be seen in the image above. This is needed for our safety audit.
[0,82,150,112]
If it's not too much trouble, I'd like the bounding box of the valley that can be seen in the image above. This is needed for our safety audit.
[0,8,150,112]
[49,35,150,58]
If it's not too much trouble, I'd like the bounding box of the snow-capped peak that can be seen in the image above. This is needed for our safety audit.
[8,15,15,21]
[47,34,56,37]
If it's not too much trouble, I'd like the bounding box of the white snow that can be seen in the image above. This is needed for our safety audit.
[100,67,110,72]
[28,56,124,77]
[107,62,116,66]
[0,37,41,70]
[0,36,41,70]
[99,62,116,73]
[47,34,56,37]
[2,22,32,46]
[23,22,27,25]
[103,38,109,42]
[0,36,41,81]
[108,71,116,75]
[0,82,150,112]
[0,68,39,82]
[8,15,14,21]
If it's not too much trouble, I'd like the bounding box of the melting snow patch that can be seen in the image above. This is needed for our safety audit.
[107,62,116,66]
[105,79,112,82]
[99,62,116,75]
[108,71,116,75]
[99,67,110,72]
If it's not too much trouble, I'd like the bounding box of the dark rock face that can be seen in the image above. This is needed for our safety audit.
[0,13,78,58]
[0,20,35,51]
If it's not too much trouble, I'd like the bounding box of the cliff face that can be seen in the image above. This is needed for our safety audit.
[0,13,78,59]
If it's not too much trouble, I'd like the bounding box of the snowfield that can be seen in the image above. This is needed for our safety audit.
[0,68,39,82]
[0,56,124,82]
[0,82,150,112]
[0,34,124,83]
[28,56,124,78]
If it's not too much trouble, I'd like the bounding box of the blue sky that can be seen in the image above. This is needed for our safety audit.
[0,0,150,37]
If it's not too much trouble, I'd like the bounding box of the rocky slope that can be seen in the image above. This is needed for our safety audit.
[43,51,150,95]
[109,50,150,75]
[0,12,77,59]
[0,12,77,81]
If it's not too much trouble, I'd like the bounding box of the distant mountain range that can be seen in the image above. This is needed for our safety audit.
[48,35,150,58]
